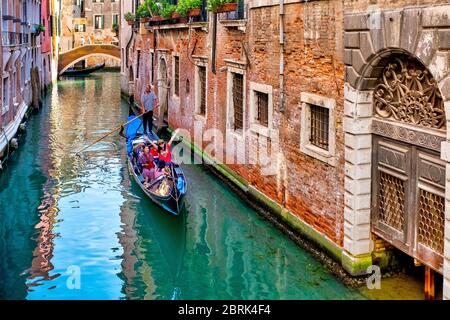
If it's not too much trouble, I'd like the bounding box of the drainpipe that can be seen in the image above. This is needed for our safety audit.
[279,0,285,113]
[211,13,217,74]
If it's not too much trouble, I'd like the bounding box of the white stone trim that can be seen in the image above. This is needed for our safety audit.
[194,58,208,121]
[300,92,337,167]
[248,0,299,9]
[248,81,274,137]
[343,83,374,257]
[171,51,180,100]
[226,66,246,138]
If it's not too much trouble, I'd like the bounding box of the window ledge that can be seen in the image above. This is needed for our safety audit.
[249,123,274,138]
[194,114,206,122]
[300,143,336,166]
[219,19,246,31]
[226,127,245,139]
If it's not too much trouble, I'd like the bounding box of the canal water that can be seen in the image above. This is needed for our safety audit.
[0,72,365,300]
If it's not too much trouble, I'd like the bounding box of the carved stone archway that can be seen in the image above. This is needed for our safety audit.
[342,4,450,299]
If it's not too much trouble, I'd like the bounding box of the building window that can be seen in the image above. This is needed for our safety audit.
[300,92,336,166]
[74,24,86,32]
[150,52,154,83]
[21,66,25,90]
[136,50,141,78]
[174,56,180,96]
[2,0,8,32]
[121,48,124,73]
[113,14,119,26]
[256,91,269,127]
[186,79,190,95]
[196,65,207,116]
[11,72,16,102]
[309,104,329,150]
[232,72,244,131]
[94,15,104,29]
[249,82,273,136]
[2,77,9,116]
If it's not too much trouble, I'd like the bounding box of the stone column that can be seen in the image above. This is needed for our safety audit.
[341,83,373,275]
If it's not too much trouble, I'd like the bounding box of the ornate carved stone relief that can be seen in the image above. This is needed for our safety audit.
[373,56,445,131]
[372,120,445,152]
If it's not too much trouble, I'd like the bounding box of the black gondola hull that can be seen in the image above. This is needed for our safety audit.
[127,158,186,216]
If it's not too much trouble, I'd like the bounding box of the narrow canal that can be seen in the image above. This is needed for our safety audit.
[0,72,365,299]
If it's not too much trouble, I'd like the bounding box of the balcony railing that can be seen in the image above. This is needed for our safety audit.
[2,32,30,46]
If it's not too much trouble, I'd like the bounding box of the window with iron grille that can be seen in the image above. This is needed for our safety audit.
[198,66,206,115]
[232,73,243,130]
[150,52,154,82]
[136,50,141,78]
[174,56,180,96]
[309,104,329,150]
[255,91,269,127]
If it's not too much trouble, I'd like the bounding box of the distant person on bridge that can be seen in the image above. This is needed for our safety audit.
[141,84,159,135]
[80,36,85,46]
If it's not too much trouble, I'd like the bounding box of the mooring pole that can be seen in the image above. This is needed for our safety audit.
[424,266,435,300]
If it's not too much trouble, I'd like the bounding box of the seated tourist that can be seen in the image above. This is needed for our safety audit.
[156,136,175,168]
[139,145,156,186]
[132,143,144,173]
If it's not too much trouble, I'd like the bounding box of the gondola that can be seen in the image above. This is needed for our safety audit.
[124,115,187,216]
[62,62,105,76]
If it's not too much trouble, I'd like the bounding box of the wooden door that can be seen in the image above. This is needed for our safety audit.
[372,136,445,272]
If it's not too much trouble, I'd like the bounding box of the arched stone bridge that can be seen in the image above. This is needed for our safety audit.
[58,44,121,75]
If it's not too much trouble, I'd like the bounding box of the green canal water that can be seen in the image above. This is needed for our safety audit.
[0,72,365,300]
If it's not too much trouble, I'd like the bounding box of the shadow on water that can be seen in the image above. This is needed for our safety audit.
[128,180,187,300]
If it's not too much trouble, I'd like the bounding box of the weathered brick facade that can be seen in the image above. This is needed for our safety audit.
[122,0,450,298]
[125,0,348,248]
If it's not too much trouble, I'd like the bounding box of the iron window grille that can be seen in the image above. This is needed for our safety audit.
[174,56,180,96]
[309,104,329,150]
[232,73,244,131]
[256,91,269,127]
[198,66,206,116]
[136,50,141,78]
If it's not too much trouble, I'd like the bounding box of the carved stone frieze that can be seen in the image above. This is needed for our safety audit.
[372,119,445,152]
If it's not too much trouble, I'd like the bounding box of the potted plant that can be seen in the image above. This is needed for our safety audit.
[175,0,189,17]
[146,0,163,21]
[112,22,119,34]
[187,0,202,17]
[33,24,46,35]
[124,12,135,25]
[207,0,237,13]
[137,3,151,23]
[161,3,177,20]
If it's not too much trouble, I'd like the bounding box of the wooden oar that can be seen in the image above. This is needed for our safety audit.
[75,112,147,156]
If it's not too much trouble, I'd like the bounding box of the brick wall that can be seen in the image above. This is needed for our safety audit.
[129,0,347,247]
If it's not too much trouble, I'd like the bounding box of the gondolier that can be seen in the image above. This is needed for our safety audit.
[141,84,159,135]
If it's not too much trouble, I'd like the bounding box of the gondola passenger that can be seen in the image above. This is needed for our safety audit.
[139,145,156,186]
[156,139,172,168]
[132,143,145,173]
